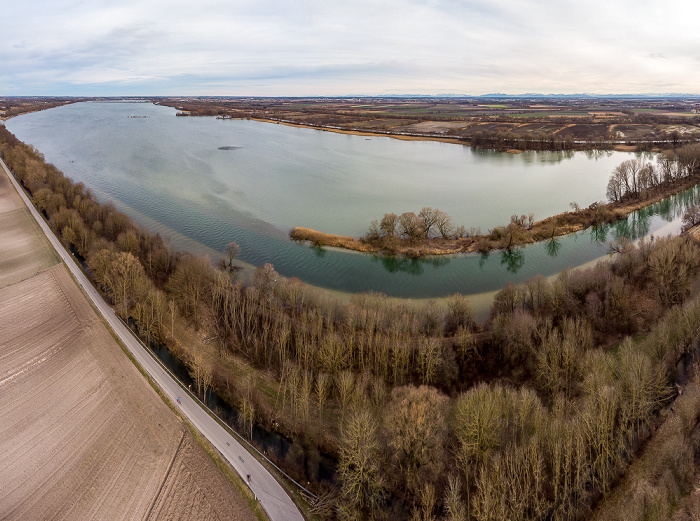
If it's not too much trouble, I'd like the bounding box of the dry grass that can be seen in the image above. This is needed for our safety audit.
[290,227,377,252]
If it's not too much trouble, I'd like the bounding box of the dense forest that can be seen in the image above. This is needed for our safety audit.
[3,124,700,520]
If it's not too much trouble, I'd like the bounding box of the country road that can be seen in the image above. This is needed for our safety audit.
[0,156,304,521]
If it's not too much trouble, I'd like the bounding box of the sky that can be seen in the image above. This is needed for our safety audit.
[2,0,700,96]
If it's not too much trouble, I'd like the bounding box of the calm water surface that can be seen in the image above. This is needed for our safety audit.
[7,101,693,298]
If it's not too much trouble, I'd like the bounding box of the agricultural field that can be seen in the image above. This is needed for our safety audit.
[157,96,700,149]
[0,173,58,288]
[0,168,254,520]
[4,96,700,149]
[0,97,74,119]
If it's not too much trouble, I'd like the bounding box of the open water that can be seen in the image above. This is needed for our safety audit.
[7,101,694,298]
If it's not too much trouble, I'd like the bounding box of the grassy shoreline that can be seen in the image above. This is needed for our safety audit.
[291,173,700,257]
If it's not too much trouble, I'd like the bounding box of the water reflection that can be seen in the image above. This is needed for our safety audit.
[546,238,563,257]
[479,252,490,269]
[373,255,425,275]
[612,212,651,242]
[471,148,576,166]
[591,225,607,245]
[584,150,614,160]
[654,198,672,220]
[500,248,526,273]
[311,245,327,258]
[373,254,452,275]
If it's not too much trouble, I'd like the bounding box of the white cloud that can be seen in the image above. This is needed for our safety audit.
[2,0,700,95]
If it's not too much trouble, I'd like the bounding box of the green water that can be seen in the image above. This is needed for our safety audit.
[7,101,690,298]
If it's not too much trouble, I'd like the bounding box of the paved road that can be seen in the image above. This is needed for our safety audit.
[0,157,304,521]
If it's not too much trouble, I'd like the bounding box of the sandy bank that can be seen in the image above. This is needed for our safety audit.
[236,116,467,145]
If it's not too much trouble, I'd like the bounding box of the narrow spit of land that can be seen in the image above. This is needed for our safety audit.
[291,173,700,257]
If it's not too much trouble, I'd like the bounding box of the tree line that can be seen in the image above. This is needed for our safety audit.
[606,145,700,204]
[366,207,467,243]
[470,130,577,151]
[4,124,700,519]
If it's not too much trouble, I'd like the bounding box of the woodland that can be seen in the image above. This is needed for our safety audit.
[4,124,700,520]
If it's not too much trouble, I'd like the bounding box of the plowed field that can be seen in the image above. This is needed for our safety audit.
[0,167,255,520]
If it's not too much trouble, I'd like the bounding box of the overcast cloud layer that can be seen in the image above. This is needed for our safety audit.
[2,0,700,96]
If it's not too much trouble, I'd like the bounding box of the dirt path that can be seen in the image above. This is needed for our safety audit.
[0,162,256,520]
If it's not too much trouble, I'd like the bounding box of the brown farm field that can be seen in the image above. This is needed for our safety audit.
[0,166,254,519]
[156,95,700,150]
[6,96,700,151]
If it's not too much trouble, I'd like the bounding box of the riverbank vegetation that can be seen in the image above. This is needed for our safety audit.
[292,144,700,257]
[5,124,700,520]
[0,96,77,119]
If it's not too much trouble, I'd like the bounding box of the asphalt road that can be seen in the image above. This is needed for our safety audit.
[0,156,304,521]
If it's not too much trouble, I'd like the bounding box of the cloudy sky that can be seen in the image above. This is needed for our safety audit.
[2,0,699,96]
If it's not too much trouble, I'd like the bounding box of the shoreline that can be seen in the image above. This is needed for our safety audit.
[291,173,700,257]
[223,116,469,145]
[214,116,666,152]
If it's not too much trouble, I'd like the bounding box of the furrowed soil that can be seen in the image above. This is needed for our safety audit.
[0,172,59,289]
[0,169,255,520]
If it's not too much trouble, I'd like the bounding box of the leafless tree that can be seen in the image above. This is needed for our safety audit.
[225,240,241,269]
[380,213,399,237]
[434,209,455,239]
[419,207,438,238]
[398,212,425,240]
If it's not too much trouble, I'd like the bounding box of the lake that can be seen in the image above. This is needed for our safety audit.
[6,101,694,299]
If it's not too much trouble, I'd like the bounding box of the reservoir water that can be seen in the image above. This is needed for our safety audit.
[6,101,698,298]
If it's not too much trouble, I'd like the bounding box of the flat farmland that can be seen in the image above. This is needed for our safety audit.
[0,168,254,519]
[158,96,700,149]
[0,171,58,289]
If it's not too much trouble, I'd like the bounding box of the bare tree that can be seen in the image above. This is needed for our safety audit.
[380,213,399,237]
[107,251,148,319]
[682,205,700,232]
[167,254,215,330]
[443,475,467,521]
[225,240,241,269]
[241,395,255,440]
[253,262,278,297]
[606,173,623,203]
[336,371,355,420]
[434,209,455,239]
[384,386,448,499]
[315,372,330,419]
[398,212,425,240]
[189,350,213,398]
[418,207,438,238]
[338,409,386,517]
